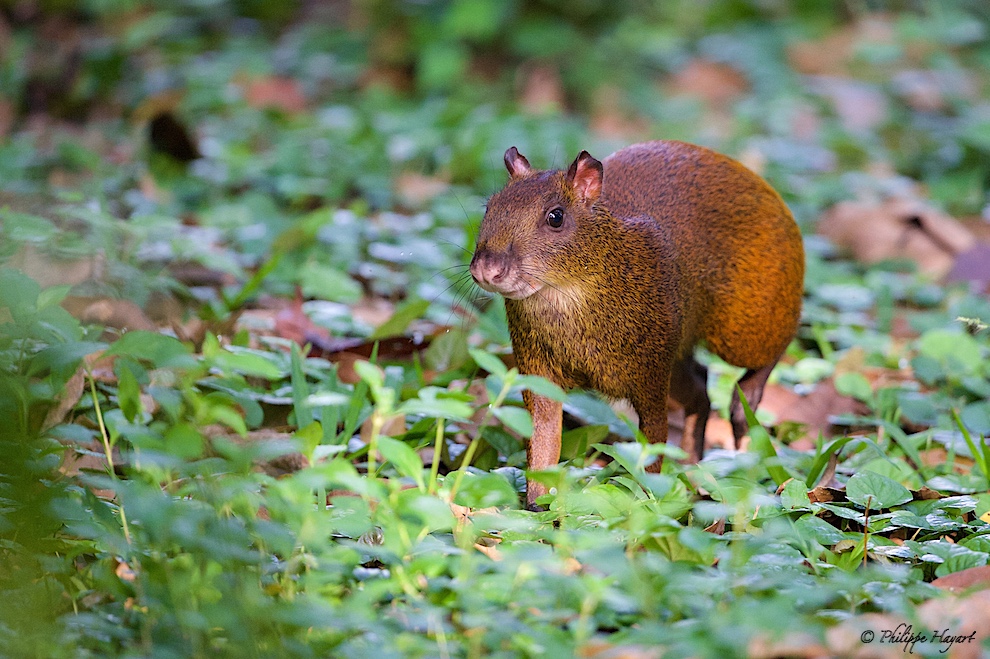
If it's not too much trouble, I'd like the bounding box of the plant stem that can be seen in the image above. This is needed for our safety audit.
[88,371,131,545]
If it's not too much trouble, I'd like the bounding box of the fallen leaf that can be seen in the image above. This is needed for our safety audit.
[819,198,975,278]
[806,76,889,133]
[916,590,990,659]
[931,566,990,593]
[748,631,830,659]
[759,379,859,442]
[115,560,136,582]
[518,63,565,114]
[242,76,307,114]
[668,58,748,106]
[578,640,661,659]
[9,244,104,289]
[62,296,156,331]
[826,612,907,659]
[589,85,650,141]
[42,364,86,430]
[395,172,450,208]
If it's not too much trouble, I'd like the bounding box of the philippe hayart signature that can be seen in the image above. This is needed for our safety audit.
[860,623,977,654]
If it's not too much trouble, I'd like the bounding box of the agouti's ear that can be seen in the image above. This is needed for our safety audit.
[566,151,603,205]
[504,147,532,178]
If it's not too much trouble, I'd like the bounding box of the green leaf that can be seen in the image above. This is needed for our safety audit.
[104,331,194,368]
[28,341,106,375]
[295,421,323,463]
[960,400,990,436]
[806,436,856,488]
[369,298,430,340]
[514,374,567,402]
[480,426,522,457]
[737,384,789,486]
[917,329,982,375]
[561,425,609,460]
[378,436,425,490]
[291,342,313,428]
[934,550,988,578]
[845,471,913,509]
[493,405,532,438]
[164,423,205,460]
[116,362,142,423]
[299,261,362,303]
[834,372,873,404]
[468,348,508,379]
[781,480,811,510]
[0,268,41,321]
[794,514,846,545]
[212,347,284,380]
[452,471,518,508]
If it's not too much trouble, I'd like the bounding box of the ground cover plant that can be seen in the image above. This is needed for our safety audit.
[2,1,990,657]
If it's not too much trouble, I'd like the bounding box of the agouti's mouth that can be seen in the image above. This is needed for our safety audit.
[475,277,542,300]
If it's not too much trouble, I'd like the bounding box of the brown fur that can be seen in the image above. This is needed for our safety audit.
[471,141,805,505]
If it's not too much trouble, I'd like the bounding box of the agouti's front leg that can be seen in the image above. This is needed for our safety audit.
[632,375,672,474]
[523,389,562,507]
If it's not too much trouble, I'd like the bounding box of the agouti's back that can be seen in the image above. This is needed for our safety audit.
[602,141,804,369]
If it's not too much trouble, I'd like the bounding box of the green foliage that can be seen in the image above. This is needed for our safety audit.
[3,1,990,656]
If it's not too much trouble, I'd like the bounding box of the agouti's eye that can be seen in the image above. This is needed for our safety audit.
[546,208,564,228]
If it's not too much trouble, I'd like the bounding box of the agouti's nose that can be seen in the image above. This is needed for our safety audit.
[470,251,508,288]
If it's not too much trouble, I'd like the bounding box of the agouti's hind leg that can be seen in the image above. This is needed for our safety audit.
[669,357,710,462]
[729,362,777,447]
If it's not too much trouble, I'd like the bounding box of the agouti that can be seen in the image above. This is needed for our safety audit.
[469,141,804,505]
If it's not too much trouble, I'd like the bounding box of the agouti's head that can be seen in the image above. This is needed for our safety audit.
[470,147,604,300]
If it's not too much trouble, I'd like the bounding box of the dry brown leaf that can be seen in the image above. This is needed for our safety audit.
[115,560,136,582]
[819,198,975,278]
[808,486,842,504]
[916,590,990,659]
[271,291,331,346]
[242,76,307,114]
[62,296,156,331]
[395,172,450,208]
[9,244,104,289]
[825,612,907,658]
[589,85,649,141]
[704,518,726,535]
[787,15,896,76]
[43,364,87,430]
[361,414,406,443]
[578,640,661,659]
[759,379,859,442]
[669,58,749,106]
[518,63,565,114]
[807,76,889,133]
[748,631,830,659]
[931,566,990,593]
[474,538,502,561]
[350,297,395,329]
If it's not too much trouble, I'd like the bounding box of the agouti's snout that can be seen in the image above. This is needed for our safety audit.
[469,248,508,290]
[470,245,538,300]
